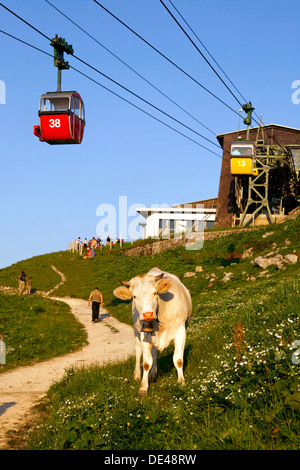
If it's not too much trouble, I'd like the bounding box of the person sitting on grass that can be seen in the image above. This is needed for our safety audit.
[83,247,91,259]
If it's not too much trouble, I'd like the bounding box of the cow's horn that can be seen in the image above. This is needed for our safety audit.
[155,273,164,281]
[118,279,130,286]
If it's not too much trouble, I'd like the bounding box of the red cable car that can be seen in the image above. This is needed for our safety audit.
[34,91,85,145]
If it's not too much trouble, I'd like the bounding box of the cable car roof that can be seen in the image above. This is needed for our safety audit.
[231,140,255,145]
[39,91,82,100]
[217,124,300,148]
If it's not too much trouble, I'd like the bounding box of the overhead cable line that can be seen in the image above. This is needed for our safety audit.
[0,2,221,150]
[159,0,243,108]
[89,4,285,159]
[0,28,222,158]
[45,0,216,136]
[167,0,248,105]
[164,1,271,132]
[74,52,221,148]
[0,29,52,59]
[164,0,278,147]
[92,0,242,119]
[3,2,279,160]
[0,2,50,40]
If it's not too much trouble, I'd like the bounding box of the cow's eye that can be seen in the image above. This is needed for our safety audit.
[133,295,137,299]
[153,292,157,296]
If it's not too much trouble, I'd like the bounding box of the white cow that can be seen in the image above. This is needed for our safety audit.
[113,267,192,395]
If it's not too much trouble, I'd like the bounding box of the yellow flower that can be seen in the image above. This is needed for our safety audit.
[146,416,149,420]
[127,422,130,426]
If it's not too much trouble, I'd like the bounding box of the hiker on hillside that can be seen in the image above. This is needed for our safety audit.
[88,287,103,323]
[25,277,32,295]
[18,271,26,295]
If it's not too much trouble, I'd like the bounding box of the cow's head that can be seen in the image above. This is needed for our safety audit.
[113,273,172,325]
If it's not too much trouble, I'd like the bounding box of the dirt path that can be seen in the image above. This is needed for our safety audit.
[0,268,135,449]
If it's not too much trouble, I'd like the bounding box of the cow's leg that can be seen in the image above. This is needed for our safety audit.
[138,341,153,396]
[134,334,142,381]
[173,325,186,385]
[149,346,159,382]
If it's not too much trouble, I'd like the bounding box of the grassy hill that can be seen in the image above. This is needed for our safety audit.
[0,293,87,372]
[1,216,299,450]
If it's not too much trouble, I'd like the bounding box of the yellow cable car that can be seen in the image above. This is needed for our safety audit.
[230,140,257,176]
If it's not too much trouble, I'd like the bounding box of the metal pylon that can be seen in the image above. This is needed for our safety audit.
[239,156,273,226]
[238,144,296,226]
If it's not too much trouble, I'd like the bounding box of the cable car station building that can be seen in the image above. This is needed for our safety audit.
[214,124,300,227]
[137,124,299,238]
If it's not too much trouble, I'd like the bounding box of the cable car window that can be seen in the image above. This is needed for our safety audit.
[74,96,80,118]
[52,97,69,111]
[41,98,54,112]
[40,97,70,112]
[70,95,75,113]
[81,101,85,121]
[231,146,253,156]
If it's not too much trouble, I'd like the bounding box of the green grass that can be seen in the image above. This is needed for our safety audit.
[0,294,87,372]
[1,216,299,449]
[24,276,300,450]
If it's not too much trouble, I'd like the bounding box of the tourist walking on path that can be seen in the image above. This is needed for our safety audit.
[88,287,103,322]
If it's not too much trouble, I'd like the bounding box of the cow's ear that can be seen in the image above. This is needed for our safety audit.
[113,286,132,300]
[156,279,172,294]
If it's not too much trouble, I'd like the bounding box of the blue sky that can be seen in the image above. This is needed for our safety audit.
[0,0,299,269]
